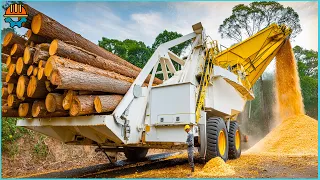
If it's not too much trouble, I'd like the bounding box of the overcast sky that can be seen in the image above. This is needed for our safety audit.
[2,1,318,51]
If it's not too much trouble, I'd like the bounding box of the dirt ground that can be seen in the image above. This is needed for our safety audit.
[119,153,318,178]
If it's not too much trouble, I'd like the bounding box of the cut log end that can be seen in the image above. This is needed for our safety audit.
[10,44,17,55]
[8,64,16,76]
[6,56,11,66]
[37,67,45,80]
[49,39,58,55]
[32,100,46,117]
[26,29,32,39]
[2,87,8,99]
[45,93,57,112]
[33,67,39,76]
[23,46,30,63]
[69,98,80,116]
[94,96,102,113]
[27,65,34,76]
[27,76,37,97]
[7,83,15,94]
[16,75,29,100]
[44,56,54,77]
[50,70,61,85]
[18,103,30,117]
[3,32,13,47]
[38,60,46,68]
[16,57,24,75]
[31,14,42,34]
[62,90,75,110]
[7,94,14,107]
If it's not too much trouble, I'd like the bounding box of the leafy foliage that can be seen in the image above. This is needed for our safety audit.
[219,1,302,42]
[294,45,318,118]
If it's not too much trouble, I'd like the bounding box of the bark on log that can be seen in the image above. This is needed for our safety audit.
[2,82,8,87]
[50,67,131,94]
[32,100,68,118]
[45,93,64,112]
[33,67,39,76]
[94,95,123,113]
[22,4,40,29]
[2,87,8,99]
[33,49,49,64]
[78,91,108,95]
[45,56,134,83]
[18,103,32,117]
[2,72,7,82]
[27,65,35,76]
[6,73,19,83]
[3,32,26,47]
[6,56,18,66]
[2,45,11,55]
[7,83,15,94]
[27,76,48,98]
[16,57,28,75]
[23,46,36,65]
[10,44,25,57]
[49,40,161,84]
[16,75,29,100]
[25,29,52,44]
[2,53,9,63]
[32,14,139,72]
[70,95,96,116]
[37,43,50,51]
[2,105,20,117]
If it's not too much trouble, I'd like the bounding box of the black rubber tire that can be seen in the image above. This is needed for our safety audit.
[205,117,228,162]
[228,121,241,159]
[124,147,148,161]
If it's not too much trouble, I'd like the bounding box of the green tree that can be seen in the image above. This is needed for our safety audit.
[152,30,190,56]
[219,1,302,42]
[293,45,318,119]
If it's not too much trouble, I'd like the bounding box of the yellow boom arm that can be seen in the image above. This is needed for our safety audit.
[214,23,292,88]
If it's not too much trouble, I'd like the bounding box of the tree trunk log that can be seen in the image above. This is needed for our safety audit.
[2,53,9,63]
[10,43,25,57]
[2,45,12,55]
[7,83,15,94]
[94,95,123,113]
[18,103,32,117]
[45,56,134,83]
[6,73,19,83]
[32,100,68,117]
[3,32,26,47]
[70,95,96,116]
[50,67,131,94]
[26,29,52,44]
[33,49,49,64]
[31,13,139,72]
[49,40,161,84]
[27,76,48,98]
[6,56,18,66]
[45,93,64,112]
[22,4,40,29]
[2,105,20,117]
[16,57,28,75]
[23,46,36,65]
[2,72,7,82]
[2,87,8,99]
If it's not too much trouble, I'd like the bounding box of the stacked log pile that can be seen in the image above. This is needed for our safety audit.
[2,4,161,118]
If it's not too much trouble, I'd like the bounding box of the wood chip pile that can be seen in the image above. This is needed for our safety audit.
[1,4,162,118]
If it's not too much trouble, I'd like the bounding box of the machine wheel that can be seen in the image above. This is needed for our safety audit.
[228,121,241,159]
[205,117,228,162]
[124,147,148,161]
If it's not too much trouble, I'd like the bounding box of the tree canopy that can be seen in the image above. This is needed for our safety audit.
[219,1,302,42]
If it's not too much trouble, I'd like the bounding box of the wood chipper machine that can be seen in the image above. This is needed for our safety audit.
[18,22,292,162]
